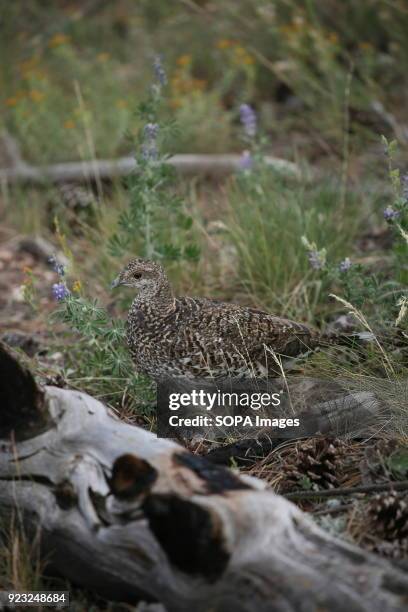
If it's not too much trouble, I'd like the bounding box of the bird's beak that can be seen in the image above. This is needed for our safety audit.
[110,276,121,290]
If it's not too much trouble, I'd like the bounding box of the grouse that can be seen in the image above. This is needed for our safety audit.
[111,258,332,382]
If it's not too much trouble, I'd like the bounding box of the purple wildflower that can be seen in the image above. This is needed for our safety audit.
[48,255,65,276]
[308,250,325,270]
[239,150,253,170]
[239,104,257,138]
[339,257,352,272]
[142,123,159,161]
[141,145,157,161]
[52,282,70,301]
[383,206,400,221]
[153,55,167,86]
[144,123,159,140]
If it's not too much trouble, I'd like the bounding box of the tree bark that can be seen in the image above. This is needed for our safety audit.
[0,342,407,611]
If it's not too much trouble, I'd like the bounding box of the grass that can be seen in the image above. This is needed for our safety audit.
[0,515,44,593]
[0,514,134,610]
[225,168,369,320]
[223,151,407,325]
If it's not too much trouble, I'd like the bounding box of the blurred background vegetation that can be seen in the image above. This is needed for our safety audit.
[2,0,408,163]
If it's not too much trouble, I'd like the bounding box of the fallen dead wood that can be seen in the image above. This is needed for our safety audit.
[286,480,408,501]
[0,342,407,611]
[0,153,300,186]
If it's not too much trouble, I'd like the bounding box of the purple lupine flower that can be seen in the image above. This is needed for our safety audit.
[339,257,352,272]
[52,282,70,301]
[239,150,253,170]
[239,104,257,137]
[141,143,158,161]
[153,55,167,86]
[383,206,400,221]
[48,255,65,276]
[141,123,159,161]
[308,250,325,270]
[144,123,159,140]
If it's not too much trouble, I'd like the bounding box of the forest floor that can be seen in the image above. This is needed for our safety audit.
[1,175,408,612]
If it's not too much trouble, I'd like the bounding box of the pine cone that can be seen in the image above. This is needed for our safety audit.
[368,491,408,540]
[281,437,347,492]
[367,490,408,558]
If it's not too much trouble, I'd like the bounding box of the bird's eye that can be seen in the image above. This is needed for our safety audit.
[133,272,142,279]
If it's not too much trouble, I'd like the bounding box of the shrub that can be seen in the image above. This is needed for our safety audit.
[45,58,200,417]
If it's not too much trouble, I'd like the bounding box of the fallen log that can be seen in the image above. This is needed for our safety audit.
[0,153,300,186]
[0,342,407,611]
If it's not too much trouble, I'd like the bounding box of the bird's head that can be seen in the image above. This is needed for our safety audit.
[111,258,166,291]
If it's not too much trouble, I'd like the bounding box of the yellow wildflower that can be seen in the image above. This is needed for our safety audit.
[72,280,82,293]
[176,54,192,67]
[5,97,18,107]
[359,41,373,51]
[232,46,254,66]
[216,39,234,49]
[20,56,39,76]
[97,52,110,62]
[29,89,45,103]
[170,98,183,109]
[63,120,75,129]
[327,32,339,45]
[234,46,246,57]
[48,33,70,48]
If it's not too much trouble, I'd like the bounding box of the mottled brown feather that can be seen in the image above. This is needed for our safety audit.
[113,258,320,381]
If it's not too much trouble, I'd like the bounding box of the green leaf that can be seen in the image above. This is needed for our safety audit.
[298,475,314,490]
[177,213,193,230]
[183,244,201,261]
[157,244,181,260]
[107,233,130,257]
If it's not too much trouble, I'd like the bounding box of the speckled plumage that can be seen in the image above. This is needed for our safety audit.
[112,258,321,381]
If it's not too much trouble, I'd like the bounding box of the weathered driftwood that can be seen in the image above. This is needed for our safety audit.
[0,153,300,185]
[1,343,408,611]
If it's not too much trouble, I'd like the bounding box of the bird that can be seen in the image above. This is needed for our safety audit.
[110,257,331,382]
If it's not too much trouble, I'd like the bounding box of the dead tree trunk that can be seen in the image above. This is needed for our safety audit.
[0,342,407,611]
[0,153,300,185]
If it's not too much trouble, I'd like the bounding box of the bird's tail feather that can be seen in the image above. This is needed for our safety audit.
[321,330,376,347]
